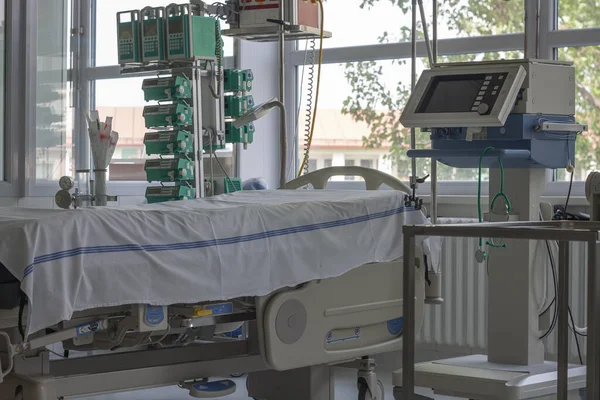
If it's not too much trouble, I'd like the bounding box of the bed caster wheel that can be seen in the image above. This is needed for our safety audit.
[358,379,384,400]
[187,379,236,398]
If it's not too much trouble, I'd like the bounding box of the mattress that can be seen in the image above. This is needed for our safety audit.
[0,190,437,335]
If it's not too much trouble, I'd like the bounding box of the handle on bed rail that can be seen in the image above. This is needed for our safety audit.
[0,331,14,382]
[284,166,411,193]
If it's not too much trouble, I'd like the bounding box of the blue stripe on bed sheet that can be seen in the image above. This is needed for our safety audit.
[22,206,416,278]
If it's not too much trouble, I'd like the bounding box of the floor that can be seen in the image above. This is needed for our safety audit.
[82,367,460,400]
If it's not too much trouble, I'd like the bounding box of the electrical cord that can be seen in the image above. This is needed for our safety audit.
[18,295,26,340]
[564,169,575,216]
[540,238,558,340]
[297,0,324,178]
[302,39,317,176]
[569,305,584,365]
[477,146,511,253]
[293,39,310,179]
[209,20,223,99]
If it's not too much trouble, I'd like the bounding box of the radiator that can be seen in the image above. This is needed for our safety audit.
[417,218,588,363]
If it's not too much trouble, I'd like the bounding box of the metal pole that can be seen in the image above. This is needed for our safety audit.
[193,63,205,198]
[432,0,438,63]
[557,241,570,400]
[417,0,434,69]
[278,104,288,188]
[430,0,438,223]
[587,240,600,399]
[402,234,416,399]
[410,0,417,188]
[279,0,287,187]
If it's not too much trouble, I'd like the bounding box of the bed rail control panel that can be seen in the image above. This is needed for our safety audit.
[137,305,168,332]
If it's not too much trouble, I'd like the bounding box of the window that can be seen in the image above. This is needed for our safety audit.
[556,46,600,181]
[345,159,355,180]
[361,159,374,169]
[558,1,600,30]
[307,159,317,172]
[324,159,332,168]
[94,77,150,181]
[36,0,73,182]
[322,0,524,49]
[95,0,234,67]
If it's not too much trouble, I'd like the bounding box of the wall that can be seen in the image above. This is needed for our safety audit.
[237,41,282,189]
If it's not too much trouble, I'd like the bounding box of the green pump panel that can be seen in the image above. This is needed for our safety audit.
[145,159,194,182]
[143,103,193,128]
[117,10,142,64]
[166,4,219,60]
[224,69,254,93]
[141,7,166,62]
[144,130,194,155]
[225,95,254,118]
[146,185,195,203]
[226,122,255,145]
[142,76,191,102]
[241,70,254,92]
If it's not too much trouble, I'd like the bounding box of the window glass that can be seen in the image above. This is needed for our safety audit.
[559,0,600,30]
[361,159,374,169]
[96,0,234,67]
[36,0,73,181]
[322,0,524,49]
[94,77,152,181]
[298,51,523,183]
[0,1,5,181]
[556,46,600,181]
[345,159,355,180]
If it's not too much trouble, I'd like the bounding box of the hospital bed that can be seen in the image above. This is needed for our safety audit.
[0,167,436,400]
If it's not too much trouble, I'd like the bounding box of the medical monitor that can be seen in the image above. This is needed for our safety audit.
[401,63,526,128]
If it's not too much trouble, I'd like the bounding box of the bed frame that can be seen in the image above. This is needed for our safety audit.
[0,167,426,400]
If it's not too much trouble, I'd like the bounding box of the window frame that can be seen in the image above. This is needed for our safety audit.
[0,0,26,197]
[288,0,600,198]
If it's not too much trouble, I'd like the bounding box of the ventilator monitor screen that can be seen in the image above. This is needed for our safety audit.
[416,74,487,113]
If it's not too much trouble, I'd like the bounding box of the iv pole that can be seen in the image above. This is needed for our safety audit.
[410,0,438,222]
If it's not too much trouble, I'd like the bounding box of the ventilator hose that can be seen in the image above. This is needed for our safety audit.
[302,39,317,175]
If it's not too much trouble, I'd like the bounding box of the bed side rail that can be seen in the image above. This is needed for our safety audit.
[285,166,411,193]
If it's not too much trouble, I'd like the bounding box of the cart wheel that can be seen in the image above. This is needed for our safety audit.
[358,380,385,400]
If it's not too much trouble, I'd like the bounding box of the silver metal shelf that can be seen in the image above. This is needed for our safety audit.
[120,60,213,76]
[222,25,331,42]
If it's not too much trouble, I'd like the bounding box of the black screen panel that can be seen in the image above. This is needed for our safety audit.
[416,74,487,114]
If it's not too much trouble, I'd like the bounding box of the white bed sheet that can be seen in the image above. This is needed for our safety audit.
[0,190,435,335]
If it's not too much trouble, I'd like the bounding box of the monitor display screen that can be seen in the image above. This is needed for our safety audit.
[169,19,184,34]
[416,74,487,114]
